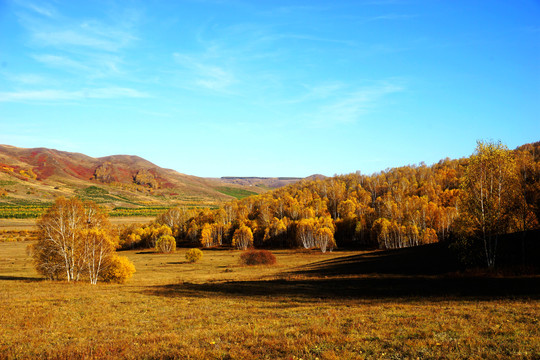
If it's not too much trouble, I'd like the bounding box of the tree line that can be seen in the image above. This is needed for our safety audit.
[32,140,538,280]
[118,141,538,268]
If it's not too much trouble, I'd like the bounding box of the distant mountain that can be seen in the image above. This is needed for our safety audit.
[0,145,295,208]
[218,174,327,189]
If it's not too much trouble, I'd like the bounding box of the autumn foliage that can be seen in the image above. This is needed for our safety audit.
[156,235,176,253]
[116,141,538,264]
[185,248,203,263]
[31,197,135,284]
[100,254,136,283]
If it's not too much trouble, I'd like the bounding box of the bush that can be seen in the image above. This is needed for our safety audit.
[101,255,136,283]
[239,250,276,266]
[156,235,176,253]
[185,248,203,263]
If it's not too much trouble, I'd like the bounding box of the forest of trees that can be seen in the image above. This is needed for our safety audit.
[117,141,539,268]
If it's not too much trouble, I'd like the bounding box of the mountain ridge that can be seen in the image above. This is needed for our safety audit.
[0,144,309,208]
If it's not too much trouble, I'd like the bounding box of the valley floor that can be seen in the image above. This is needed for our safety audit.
[0,217,155,231]
[0,241,538,359]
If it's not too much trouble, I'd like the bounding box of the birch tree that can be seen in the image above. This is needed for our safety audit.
[462,140,518,268]
[232,224,253,250]
[32,197,132,284]
[34,197,86,281]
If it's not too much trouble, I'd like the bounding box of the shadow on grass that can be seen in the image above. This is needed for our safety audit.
[0,275,44,282]
[145,276,540,301]
[293,244,459,276]
[145,243,540,301]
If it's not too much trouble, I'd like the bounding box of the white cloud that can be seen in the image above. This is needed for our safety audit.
[33,28,134,53]
[286,82,345,104]
[173,53,236,92]
[369,13,419,21]
[32,54,91,72]
[305,82,404,126]
[0,87,149,102]
[15,0,57,18]
[7,1,142,96]
[15,1,138,53]
[1,72,47,85]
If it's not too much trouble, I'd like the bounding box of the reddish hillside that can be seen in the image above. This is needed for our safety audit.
[0,145,255,207]
[0,145,311,208]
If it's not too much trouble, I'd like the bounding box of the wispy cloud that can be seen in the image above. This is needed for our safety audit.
[369,13,419,21]
[258,33,357,47]
[304,81,404,126]
[1,72,48,85]
[8,1,143,96]
[258,5,330,16]
[31,53,123,77]
[32,54,91,73]
[15,0,57,18]
[286,82,345,104]
[0,87,149,102]
[173,53,236,92]
[16,1,138,53]
[31,24,136,53]
[13,0,138,81]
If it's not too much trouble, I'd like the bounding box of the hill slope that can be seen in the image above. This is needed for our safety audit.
[0,145,270,208]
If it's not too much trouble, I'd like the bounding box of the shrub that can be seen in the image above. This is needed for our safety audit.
[239,250,276,266]
[185,248,203,263]
[156,235,176,253]
[101,255,136,283]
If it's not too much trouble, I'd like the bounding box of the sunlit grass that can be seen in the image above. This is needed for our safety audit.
[216,186,258,200]
[0,241,538,359]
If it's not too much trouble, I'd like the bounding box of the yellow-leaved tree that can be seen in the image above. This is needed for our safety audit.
[200,223,213,247]
[31,197,135,284]
[155,234,176,253]
[462,140,519,268]
[232,224,253,250]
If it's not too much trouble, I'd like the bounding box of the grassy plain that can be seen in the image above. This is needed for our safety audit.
[216,186,259,200]
[0,239,538,359]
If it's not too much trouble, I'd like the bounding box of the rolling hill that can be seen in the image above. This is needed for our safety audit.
[216,175,326,189]
[0,144,300,209]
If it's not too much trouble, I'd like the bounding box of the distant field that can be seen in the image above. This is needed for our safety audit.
[216,186,258,199]
[0,205,165,219]
[0,218,37,231]
[0,203,219,219]
[0,242,538,359]
[0,217,154,232]
[0,204,49,219]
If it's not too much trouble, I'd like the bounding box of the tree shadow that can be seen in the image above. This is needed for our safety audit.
[0,275,44,282]
[145,276,540,301]
[289,243,461,277]
[144,243,540,301]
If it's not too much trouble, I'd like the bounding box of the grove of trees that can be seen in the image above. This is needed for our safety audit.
[117,141,538,268]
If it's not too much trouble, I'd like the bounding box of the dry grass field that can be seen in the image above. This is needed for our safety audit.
[0,238,538,359]
[0,217,155,231]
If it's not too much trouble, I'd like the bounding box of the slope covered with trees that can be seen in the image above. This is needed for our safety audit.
[121,141,539,268]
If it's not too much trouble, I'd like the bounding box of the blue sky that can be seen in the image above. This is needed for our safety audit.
[0,0,539,177]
